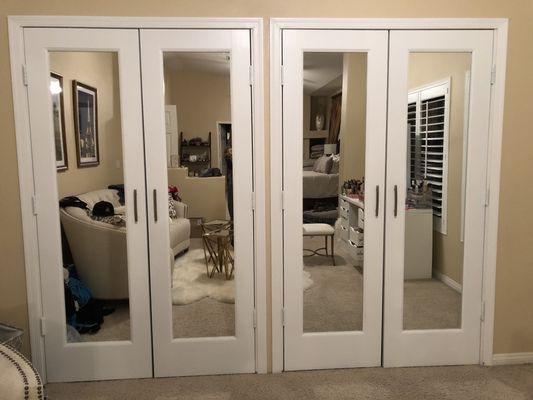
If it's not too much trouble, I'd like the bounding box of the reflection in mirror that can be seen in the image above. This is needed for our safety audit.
[302,53,366,333]
[51,51,131,343]
[403,53,471,330]
[164,53,235,338]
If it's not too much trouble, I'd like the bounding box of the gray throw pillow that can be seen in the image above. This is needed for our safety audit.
[313,155,333,174]
[330,154,340,174]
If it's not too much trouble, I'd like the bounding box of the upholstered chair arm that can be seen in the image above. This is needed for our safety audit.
[172,200,188,219]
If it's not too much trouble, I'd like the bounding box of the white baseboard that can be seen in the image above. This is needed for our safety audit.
[492,352,533,366]
[433,270,462,293]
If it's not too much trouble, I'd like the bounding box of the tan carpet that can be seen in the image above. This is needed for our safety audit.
[303,236,462,332]
[81,237,461,341]
[45,364,533,400]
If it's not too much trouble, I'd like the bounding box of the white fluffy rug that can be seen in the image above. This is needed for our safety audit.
[171,248,313,305]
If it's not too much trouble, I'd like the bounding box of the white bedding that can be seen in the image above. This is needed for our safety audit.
[303,170,339,199]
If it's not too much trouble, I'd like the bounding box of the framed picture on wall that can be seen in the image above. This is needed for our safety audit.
[72,80,99,167]
[50,72,68,171]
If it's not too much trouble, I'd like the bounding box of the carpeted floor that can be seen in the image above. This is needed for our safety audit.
[45,364,533,400]
[303,236,462,332]
[82,236,461,342]
[82,240,234,342]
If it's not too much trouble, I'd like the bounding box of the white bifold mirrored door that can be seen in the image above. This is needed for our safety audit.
[282,30,388,370]
[23,26,256,381]
[24,28,152,382]
[280,28,493,370]
[384,30,493,367]
[141,29,256,377]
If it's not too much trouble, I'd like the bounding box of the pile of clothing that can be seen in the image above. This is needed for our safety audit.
[63,267,115,334]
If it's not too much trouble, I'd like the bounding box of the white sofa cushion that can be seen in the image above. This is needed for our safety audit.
[170,218,191,248]
[77,189,122,210]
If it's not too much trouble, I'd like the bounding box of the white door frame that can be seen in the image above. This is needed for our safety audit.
[8,16,266,382]
[216,121,232,172]
[270,18,508,373]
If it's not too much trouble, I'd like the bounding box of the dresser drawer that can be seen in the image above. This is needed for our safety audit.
[339,220,349,241]
[339,197,348,208]
[349,227,364,246]
[347,239,364,265]
[339,204,349,219]
[357,208,365,229]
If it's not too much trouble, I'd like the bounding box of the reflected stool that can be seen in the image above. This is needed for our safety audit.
[303,223,335,266]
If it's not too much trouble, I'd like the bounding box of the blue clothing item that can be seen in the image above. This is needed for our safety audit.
[67,277,92,308]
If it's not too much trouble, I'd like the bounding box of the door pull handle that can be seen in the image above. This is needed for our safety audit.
[133,189,138,223]
[153,189,158,222]
[393,185,398,217]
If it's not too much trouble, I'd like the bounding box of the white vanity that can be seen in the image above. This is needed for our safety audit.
[339,194,433,278]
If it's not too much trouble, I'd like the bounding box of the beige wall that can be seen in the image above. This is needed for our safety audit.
[51,52,123,198]
[339,53,367,185]
[408,53,471,285]
[1,0,533,365]
[165,68,230,169]
[167,168,226,221]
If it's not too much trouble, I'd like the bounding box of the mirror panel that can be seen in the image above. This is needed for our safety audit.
[51,51,131,343]
[403,52,471,330]
[163,52,235,338]
[302,52,367,333]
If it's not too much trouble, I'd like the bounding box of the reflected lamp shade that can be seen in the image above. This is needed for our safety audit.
[323,143,337,155]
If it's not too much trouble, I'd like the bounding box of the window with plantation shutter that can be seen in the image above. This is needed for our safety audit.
[408,79,450,234]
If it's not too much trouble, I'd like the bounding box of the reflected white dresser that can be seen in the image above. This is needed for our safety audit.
[339,194,433,278]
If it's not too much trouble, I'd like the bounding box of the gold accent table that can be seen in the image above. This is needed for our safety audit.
[201,219,234,280]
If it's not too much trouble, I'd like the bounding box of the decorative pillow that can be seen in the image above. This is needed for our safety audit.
[168,193,178,219]
[313,155,333,174]
[87,211,126,227]
[330,154,340,174]
[312,157,322,171]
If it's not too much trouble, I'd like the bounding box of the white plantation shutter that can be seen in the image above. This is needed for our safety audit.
[408,80,450,234]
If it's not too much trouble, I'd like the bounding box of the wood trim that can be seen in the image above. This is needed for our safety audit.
[492,352,533,366]
[480,24,508,367]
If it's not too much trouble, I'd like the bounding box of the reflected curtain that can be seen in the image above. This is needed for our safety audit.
[328,93,342,144]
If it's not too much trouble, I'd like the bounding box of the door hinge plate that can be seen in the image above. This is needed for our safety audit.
[249,65,254,86]
[282,308,286,326]
[252,309,257,329]
[485,187,490,207]
[280,65,284,86]
[491,65,496,85]
[40,317,46,336]
[281,190,285,211]
[251,191,256,210]
[481,302,486,322]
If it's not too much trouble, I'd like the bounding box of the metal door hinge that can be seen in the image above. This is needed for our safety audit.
[22,64,28,86]
[481,302,486,322]
[251,191,256,210]
[40,317,46,336]
[249,65,254,86]
[282,308,286,326]
[281,190,286,211]
[280,65,284,86]
[31,195,38,215]
[485,187,490,207]
[491,65,496,85]
[252,309,257,329]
